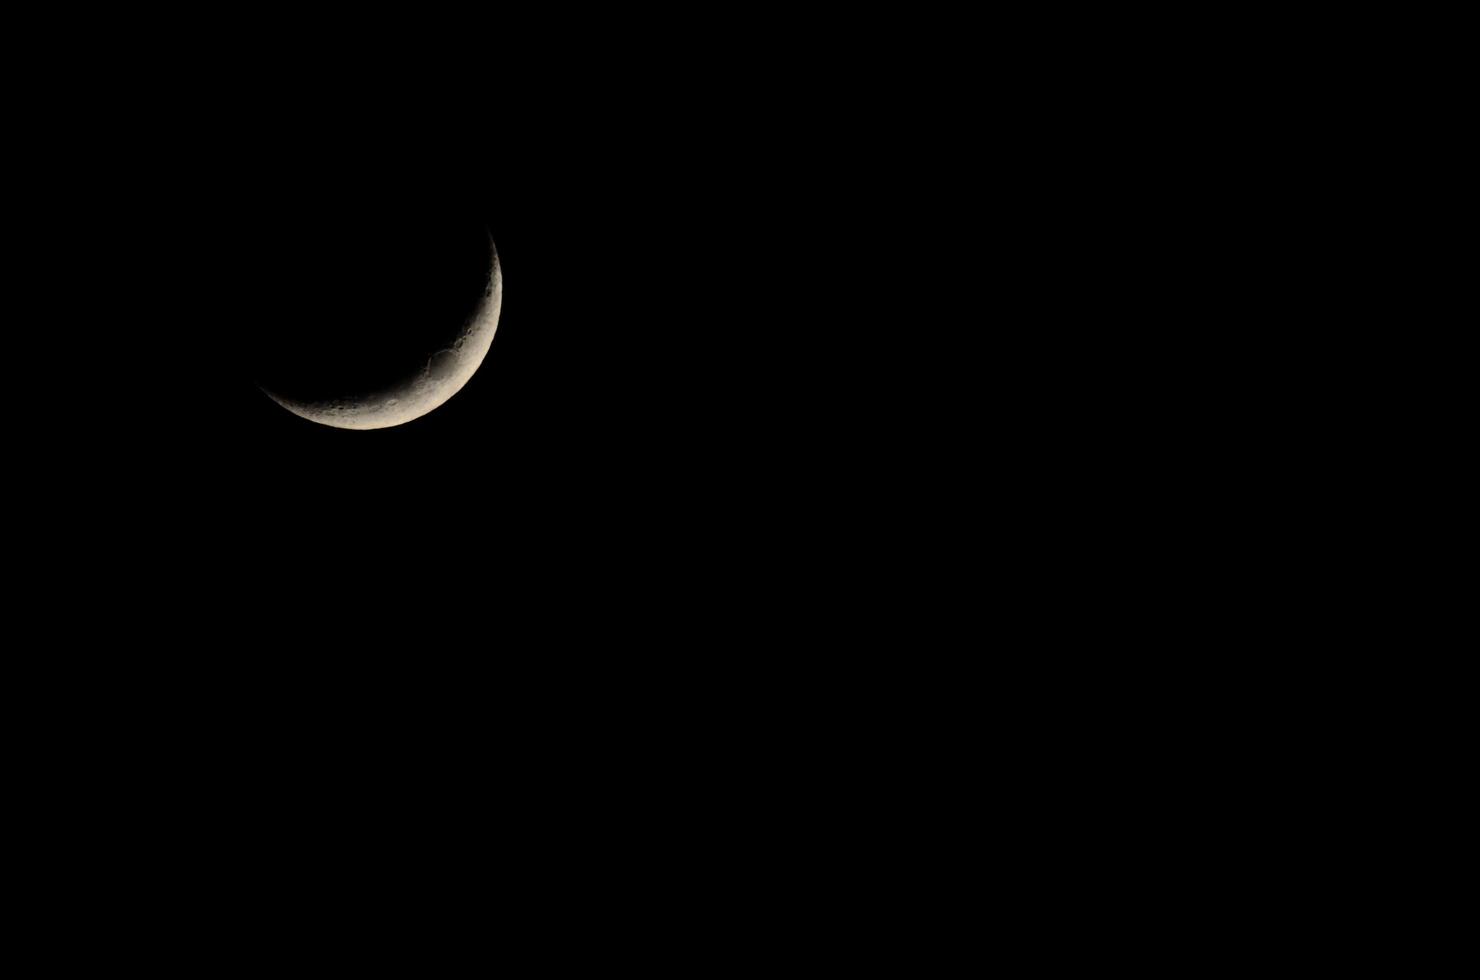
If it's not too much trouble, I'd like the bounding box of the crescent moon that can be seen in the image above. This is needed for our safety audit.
[263,238,503,430]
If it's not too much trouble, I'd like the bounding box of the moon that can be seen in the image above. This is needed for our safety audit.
[262,238,503,430]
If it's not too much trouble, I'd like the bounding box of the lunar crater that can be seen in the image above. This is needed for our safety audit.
[428,350,460,381]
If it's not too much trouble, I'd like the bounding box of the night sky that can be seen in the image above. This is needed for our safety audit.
[55,35,878,645]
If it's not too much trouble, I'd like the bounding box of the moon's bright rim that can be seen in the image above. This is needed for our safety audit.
[263,239,503,430]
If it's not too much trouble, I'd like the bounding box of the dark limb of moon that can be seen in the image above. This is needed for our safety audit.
[259,230,503,430]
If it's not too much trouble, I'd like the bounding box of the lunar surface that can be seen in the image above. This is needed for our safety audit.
[263,239,503,430]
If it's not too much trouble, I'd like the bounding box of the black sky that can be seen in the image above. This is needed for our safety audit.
[39,22,903,639]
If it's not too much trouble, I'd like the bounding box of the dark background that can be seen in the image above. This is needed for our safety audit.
[34,24,907,652]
